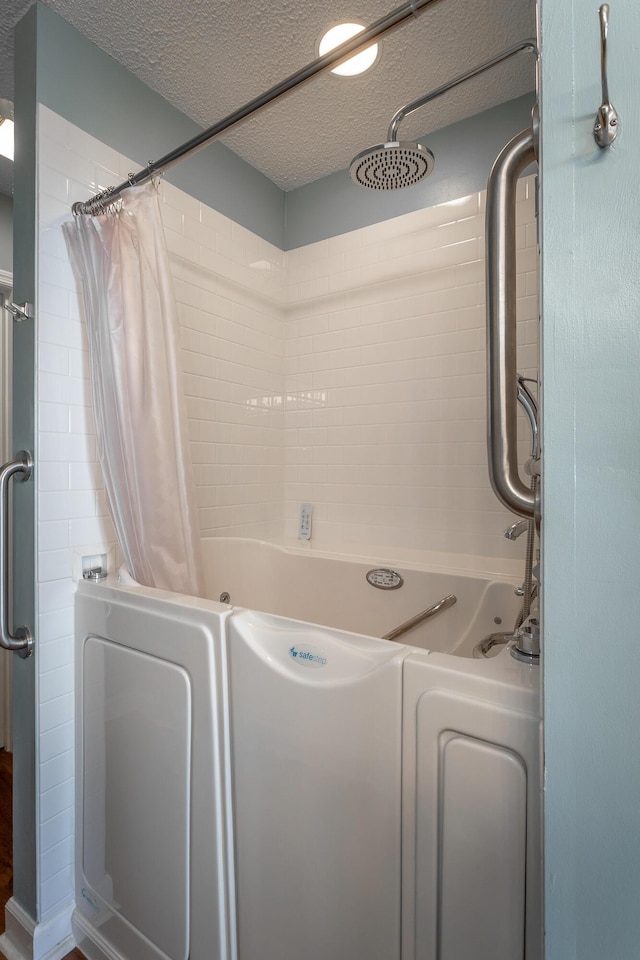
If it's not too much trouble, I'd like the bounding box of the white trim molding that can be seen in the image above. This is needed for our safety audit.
[0,898,75,960]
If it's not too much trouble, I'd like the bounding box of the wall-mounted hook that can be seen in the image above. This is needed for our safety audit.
[593,4,619,147]
[3,301,33,323]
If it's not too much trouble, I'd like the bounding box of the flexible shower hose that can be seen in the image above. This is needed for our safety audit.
[514,474,538,631]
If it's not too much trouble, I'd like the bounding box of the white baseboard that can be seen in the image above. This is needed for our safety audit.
[71,910,122,960]
[0,898,75,960]
[0,898,34,960]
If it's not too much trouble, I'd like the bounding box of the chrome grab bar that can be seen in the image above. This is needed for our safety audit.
[382,593,457,642]
[486,126,538,520]
[0,452,34,658]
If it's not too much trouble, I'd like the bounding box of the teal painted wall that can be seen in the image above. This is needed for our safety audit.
[540,0,640,956]
[34,4,285,248]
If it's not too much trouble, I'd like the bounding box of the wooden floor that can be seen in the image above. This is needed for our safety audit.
[0,750,85,960]
[0,947,85,960]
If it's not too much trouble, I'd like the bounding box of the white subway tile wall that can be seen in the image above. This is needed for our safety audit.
[35,106,538,921]
[283,185,538,556]
[165,181,286,540]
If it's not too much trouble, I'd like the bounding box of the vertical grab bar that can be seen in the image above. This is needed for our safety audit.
[486,127,538,520]
[0,452,34,658]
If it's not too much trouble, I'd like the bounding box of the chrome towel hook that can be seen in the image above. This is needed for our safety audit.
[594,4,619,147]
[2,301,33,323]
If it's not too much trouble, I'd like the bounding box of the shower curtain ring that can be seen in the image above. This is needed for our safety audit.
[148,165,165,195]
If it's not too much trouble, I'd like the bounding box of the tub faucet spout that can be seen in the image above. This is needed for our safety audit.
[504,519,529,540]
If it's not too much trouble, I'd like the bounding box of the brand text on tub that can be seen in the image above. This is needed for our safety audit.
[289,645,328,667]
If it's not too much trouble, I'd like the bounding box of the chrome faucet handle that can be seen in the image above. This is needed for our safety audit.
[594,4,619,147]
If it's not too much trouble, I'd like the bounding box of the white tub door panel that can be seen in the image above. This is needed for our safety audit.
[75,584,233,960]
[402,652,541,960]
[228,610,407,960]
[438,732,527,958]
[83,637,191,960]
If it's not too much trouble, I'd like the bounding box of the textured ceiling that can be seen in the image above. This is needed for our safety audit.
[0,0,536,195]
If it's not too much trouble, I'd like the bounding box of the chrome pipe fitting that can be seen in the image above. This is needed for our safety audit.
[510,619,540,664]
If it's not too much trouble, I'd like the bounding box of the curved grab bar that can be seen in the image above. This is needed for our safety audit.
[486,127,537,519]
[0,452,34,658]
[382,593,457,642]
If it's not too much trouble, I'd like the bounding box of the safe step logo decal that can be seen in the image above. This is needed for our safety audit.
[289,644,328,668]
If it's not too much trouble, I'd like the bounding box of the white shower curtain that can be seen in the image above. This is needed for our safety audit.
[63,181,205,596]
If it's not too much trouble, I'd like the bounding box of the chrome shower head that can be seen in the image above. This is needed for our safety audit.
[349,140,434,190]
[350,40,538,192]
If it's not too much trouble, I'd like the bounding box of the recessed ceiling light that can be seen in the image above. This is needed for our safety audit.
[319,23,379,77]
[0,100,14,162]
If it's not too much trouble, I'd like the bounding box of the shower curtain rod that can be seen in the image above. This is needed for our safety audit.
[72,0,444,215]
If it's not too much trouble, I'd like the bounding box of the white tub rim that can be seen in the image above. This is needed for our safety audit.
[200,535,525,585]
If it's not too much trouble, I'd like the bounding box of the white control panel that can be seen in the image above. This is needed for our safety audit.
[298,502,312,540]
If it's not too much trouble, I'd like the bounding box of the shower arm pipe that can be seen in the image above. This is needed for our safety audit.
[72,0,445,215]
[386,38,537,142]
[486,125,537,520]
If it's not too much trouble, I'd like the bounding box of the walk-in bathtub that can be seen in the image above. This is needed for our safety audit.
[72,539,541,960]
[198,537,526,654]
